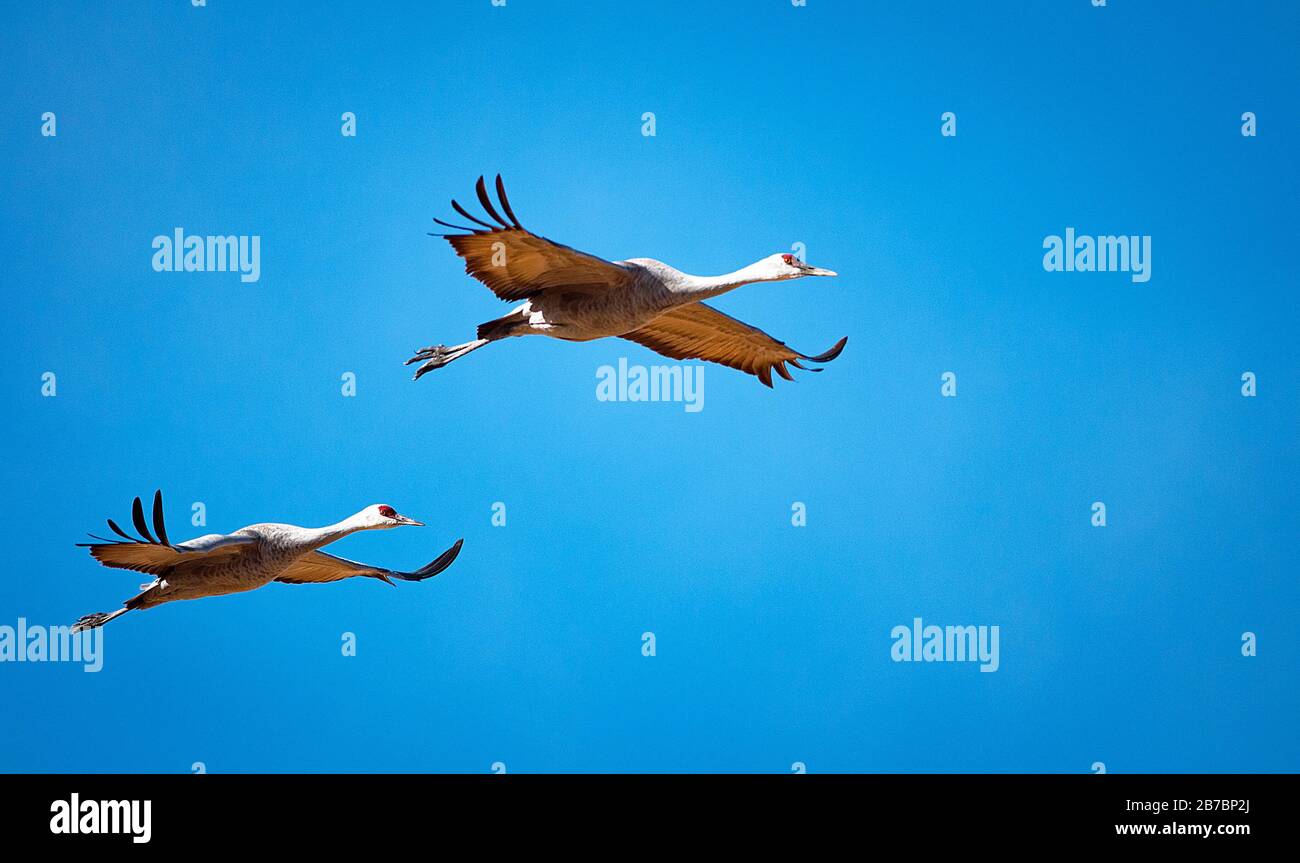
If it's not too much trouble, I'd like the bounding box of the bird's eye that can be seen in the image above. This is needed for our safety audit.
[782,254,795,265]
[378,505,396,518]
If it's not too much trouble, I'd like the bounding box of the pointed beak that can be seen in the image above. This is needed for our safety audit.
[803,266,838,277]
[394,514,424,526]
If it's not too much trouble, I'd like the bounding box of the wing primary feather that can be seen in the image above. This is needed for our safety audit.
[78,534,122,546]
[474,176,511,228]
[800,336,848,363]
[152,489,169,546]
[432,217,477,232]
[131,496,156,544]
[106,518,134,541]
[451,199,497,230]
[758,366,774,388]
[494,175,524,228]
[775,361,795,382]
[394,538,463,582]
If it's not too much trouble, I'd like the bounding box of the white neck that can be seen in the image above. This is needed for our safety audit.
[670,261,783,301]
[299,512,372,550]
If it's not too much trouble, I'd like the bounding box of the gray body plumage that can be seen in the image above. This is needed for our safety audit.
[130,524,319,607]
[409,175,847,387]
[505,261,687,340]
[72,492,462,630]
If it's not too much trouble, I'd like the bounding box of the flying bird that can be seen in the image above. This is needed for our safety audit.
[408,175,847,387]
[71,491,463,631]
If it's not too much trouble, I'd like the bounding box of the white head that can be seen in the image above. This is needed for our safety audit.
[755,252,838,281]
[354,504,424,530]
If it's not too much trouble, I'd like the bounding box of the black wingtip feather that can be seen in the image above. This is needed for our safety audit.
[131,496,156,544]
[433,217,477,233]
[152,490,169,547]
[106,518,133,541]
[397,538,464,582]
[451,198,496,231]
[474,176,511,228]
[802,336,848,364]
[495,175,524,229]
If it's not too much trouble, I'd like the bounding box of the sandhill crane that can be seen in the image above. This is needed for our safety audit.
[407,175,847,387]
[71,491,463,632]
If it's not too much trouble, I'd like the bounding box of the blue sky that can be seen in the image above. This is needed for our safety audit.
[1,0,1297,772]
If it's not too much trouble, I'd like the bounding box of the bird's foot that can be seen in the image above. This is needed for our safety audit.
[72,612,111,633]
[405,344,447,365]
[406,345,455,380]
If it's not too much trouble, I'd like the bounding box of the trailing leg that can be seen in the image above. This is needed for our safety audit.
[405,339,491,379]
[71,608,129,633]
[405,307,534,380]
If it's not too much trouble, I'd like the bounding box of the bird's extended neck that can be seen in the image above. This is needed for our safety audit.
[299,513,371,550]
[670,261,783,301]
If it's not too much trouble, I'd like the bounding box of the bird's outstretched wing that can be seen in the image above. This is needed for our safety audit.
[275,539,464,586]
[76,490,256,575]
[432,175,632,301]
[619,302,848,388]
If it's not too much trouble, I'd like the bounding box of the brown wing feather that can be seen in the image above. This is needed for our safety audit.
[274,553,371,585]
[78,490,255,575]
[85,542,184,575]
[434,175,631,301]
[84,538,252,575]
[620,302,847,388]
[276,540,463,586]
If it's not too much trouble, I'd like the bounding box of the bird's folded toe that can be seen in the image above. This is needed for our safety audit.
[405,345,447,365]
[411,360,440,381]
[410,345,461,379]
[71,612,107,633]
